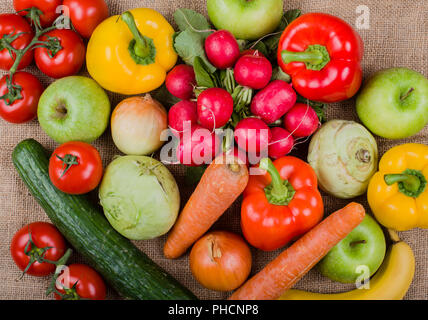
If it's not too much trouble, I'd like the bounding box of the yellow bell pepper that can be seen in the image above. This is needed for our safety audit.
[86,8,177,95]
[368,143,428,231]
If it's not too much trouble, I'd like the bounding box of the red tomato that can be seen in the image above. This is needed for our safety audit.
[63,0,109,38]
[55,264,106,300]
[14,0,63,27]
[35,29,85,79]
[49,141,103,195]
[0,14,34,71]
[0,72,44,123]
[10,222,66,277]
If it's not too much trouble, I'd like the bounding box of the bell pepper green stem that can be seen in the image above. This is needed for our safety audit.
[281,44,331,71]
[384,169,426,198]
[120,11,156,65]
[260,158,286,196]
[259,158,295,206]
[385,174,420,193]
[282,51,323,65]
[121,11,149,57]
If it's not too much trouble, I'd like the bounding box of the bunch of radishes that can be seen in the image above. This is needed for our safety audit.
[165,30,319,166]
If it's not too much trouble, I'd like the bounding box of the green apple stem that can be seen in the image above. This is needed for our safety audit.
[400,87,414,101]
[384,169,426,198]
[259,158,296,206]
[350,239,366,247]
[282,44,331,71]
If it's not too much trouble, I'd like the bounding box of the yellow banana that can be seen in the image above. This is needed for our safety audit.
[279,230,415,300]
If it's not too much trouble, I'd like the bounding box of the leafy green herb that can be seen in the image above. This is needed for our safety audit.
[172,8,216,73]
[297,95,327,123]
[172,31,180,53]
[152,84,181,108]
[220,69,235,94]
[251,41,269,57]
[259,9,302,61]
[280,9,302,29]
[271,66,291,83]
[174,8,211,34]
[312,104,327,123]
[193,56,216,88]
[237,39,248,51]
[174,29,216,73]
[228,86,253,127]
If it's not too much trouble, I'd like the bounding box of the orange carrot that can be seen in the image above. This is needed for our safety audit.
[229,202,366,300]
[164,155,249,259]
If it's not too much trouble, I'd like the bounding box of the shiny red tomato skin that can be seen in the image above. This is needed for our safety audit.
[0,72,44,123]
[63,0,109,38]
[49,141,103,195]
[10,222,66,276]
[0,14,34,71]
[14,0,63,27]
[35,29,85,79]
[55,264,106,300]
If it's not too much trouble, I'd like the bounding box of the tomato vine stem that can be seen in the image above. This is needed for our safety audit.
[0,7,61,105]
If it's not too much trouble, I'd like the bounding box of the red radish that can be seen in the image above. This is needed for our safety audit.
[234,118,272,154]
[268,127,294,159]
[177,124,220,166]
[284,103,319,138]
[168,100,198,136]
[165,64,196,100]
[234,55,272,90]
[197,88,234,130]
[205,30,240,69]
[240,49,264,58]
[251,80,297,124]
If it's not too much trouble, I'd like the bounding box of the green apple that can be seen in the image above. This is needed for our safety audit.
[207,0,283,40]
[318,215,386,284]
[38,76,111,143]
[356,68,428,139]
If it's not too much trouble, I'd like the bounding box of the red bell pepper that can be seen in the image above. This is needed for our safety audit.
[277,13,364,103]
[241,157,324,251]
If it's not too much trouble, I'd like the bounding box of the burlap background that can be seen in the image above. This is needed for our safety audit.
[0,0,426,300]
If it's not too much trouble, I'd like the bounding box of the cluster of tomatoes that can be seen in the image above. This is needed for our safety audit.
[2,0,109,300]
[11,221,106,300]
[11,140,105,300]
[12,141,105,300]
[0,0,108,124]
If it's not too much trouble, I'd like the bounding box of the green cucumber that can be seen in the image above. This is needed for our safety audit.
[12,139,197,300]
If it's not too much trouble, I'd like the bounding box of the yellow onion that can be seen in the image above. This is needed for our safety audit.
[189,231,252,292]
[111,95,167,155]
